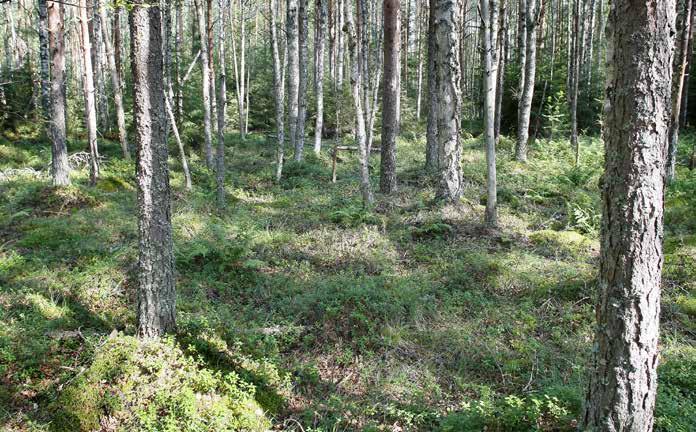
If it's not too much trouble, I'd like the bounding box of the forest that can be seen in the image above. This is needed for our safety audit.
[0,0,694,430]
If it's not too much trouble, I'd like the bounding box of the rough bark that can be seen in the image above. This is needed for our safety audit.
[130,0,176,338]
[482,0,498,225]
[583,1,676,430]
[99,0,130,159]
[515,0,527,159]
[494,2,507,143]
[314,0,328,153]
[78,0,100,185]
[194,0,214,168]
[345,0,374,206]
[434,0,462,202]
[381,0,400,194]
[47,1,70,186]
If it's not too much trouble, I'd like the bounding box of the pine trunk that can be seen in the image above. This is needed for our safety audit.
[583,1,676,429]
[315,0,327,153]
[425,0,439,171]
[47,1,70,186]
[130,0,176,338]
[286,0,300,160]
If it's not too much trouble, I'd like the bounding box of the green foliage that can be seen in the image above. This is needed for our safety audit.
[439,392,577,431]
[329,204,382,227]
[54,334,270,432]
[655,346,696,431]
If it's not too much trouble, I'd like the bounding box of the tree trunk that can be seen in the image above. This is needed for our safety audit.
[271,0,287,181]
[515,0,527,159]
[295,0,309,160]
[381,0,400,194]
[434,0,462,202]
[314,0,327,153]
[345,0,374,206]
[569,0,581,164]
[482,0,498,225]
[99,0,130,159]
[206,0,218,142]
[78,0,100,185]
[215,0,228,207]
[667,0,693,182]
[425,0,438,171]
[175,0,184,120]
[130,0,176,338]
[494,1,507,142]
[583,1,676,430]
[46,1,70,186]
[516,0,537,162]
[286,0,300,160]
[194,0,214,168]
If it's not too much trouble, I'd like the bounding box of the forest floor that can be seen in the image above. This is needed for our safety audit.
[1,127,695,431]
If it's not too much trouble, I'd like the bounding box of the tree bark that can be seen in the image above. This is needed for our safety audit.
[194,0,214,168]
[345,0,374,206]
[99,0,130,159]
[271,0,287,181]
[434,0,462,202]
[482,0,498,225]
[216,0,229,207]
[46,1,70,186]
[425,0,439,171]
[314,0,328,153]
[78,0,100,185]
[286,0,300,160]
[381,0,400,194]
[296,0,309,160]
[583,1,676,430]
[516,0,537,162]
[130,0,176,338]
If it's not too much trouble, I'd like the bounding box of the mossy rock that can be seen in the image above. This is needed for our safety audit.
[53,333,270,432]
[97,175,135,193]
[529,230,596,260]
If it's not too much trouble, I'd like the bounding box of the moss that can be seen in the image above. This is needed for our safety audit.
[529,229,596,260]
[54,334,270,432]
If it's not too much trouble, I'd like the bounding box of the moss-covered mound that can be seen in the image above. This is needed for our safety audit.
[53,334,270,432]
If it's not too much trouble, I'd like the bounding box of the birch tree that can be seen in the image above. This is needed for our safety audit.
[481,0,498,225]
[314,0,327,153]
[433,0,462,201]
[194,0,214,168]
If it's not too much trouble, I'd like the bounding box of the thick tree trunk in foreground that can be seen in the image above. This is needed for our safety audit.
[194,0,214,169]
[99,0,129,159]
[482,0,499,225]
[78,0,100,185]
[286,0,300,161]
[380,0,400,194]
[583,1,676,430]
[434,0,462,202]
[346,0,374,206]
[130,0,176,338]
[314,0,327,154]
[47,1,70,186]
